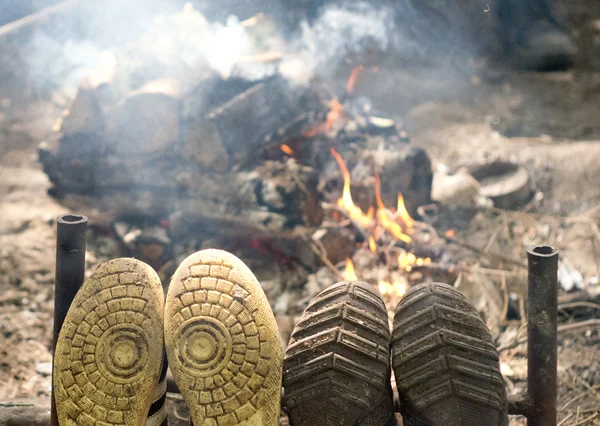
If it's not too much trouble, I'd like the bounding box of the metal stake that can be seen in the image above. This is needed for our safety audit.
[526,245,558,426]
[51,214,88,426]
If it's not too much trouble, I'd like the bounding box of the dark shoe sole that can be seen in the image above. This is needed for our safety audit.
[283,281,395,426]
[392,282,508,426]
[164,249,282,426]
[54,258,165,426]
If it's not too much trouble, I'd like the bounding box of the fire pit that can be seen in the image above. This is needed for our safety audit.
[2,1,600,425]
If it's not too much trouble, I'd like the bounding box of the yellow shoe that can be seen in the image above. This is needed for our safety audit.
[53,258,165,426]
[164,249,282,426]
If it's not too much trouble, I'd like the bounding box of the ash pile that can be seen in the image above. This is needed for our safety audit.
[37,5,437,319]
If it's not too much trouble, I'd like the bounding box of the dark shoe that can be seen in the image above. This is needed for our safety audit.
[392,282,508,426]
[53,258,165,426]
[164,249,283,426]
[283,281,395,426]
[509,20,577,71]
[497,0,577,71]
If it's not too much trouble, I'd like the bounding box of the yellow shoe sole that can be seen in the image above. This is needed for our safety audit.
[165,249,282,426]
[53,258,165,426]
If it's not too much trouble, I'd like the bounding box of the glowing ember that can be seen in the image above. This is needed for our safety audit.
[378,279,407,297]
[398,252,431,272]
[280,144,294,156]
[346,65,364,94]
[342,257,358,281]
[302,97,344,138]
[330,147,375,228]
[325,98,344,130]
[368,236,377,253]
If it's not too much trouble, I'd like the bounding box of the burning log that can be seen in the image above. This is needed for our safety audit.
[106,79,182,155]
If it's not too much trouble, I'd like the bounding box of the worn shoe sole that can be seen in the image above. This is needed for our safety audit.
[283,281,395,426]
[164,249,282,426]
[392,282,508,426]
[54,258,165,426]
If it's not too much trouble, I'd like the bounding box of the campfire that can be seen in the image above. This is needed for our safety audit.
[4,1,600,425]
[37,4,434,314]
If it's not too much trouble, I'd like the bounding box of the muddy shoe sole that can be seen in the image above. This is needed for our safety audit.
[164,249,282,426]
[54,258,165,426]
[392,282,508,426]
[283,281,395,426]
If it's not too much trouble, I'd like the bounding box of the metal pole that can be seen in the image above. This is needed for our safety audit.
[51,214,88,426]
[526,245,558,426]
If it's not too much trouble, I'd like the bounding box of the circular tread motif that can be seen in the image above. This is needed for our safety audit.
[53,259,164,426]
[165,249,282,426]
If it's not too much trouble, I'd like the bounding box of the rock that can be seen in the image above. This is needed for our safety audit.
[35,362,52,376]
[0,399,50,426]
[431,168,480,205]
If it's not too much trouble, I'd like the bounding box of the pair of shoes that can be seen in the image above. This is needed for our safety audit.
[283,281,509,426]
[53,249,508,425]
[54,249,282,425]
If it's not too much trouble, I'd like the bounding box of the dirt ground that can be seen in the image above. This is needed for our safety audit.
[1,1,600,425]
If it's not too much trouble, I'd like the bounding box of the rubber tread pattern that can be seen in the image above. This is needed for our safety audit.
[164,249,282,426]
[392,282,508,426]
[53,258,165,426]
[283,281,394,426]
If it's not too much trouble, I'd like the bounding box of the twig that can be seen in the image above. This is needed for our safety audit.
[500,271,509,321]
[498,320,600,353]
[561,392,586,411]
[0,0,82,37]
[572,412,598,426]
[442,234,527,268]
[484,227,501,254]
[557,412,574,426]
[567,367,600,402]
[558,302,600,311]
[322,202,369,241]
[558,319,600,333]
[307,240,342,279]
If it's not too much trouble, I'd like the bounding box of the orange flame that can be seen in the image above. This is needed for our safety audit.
[342,257,358,281]
[398,252,431,272]
[378,279,408,297]
[368,236,377,253]
[302,97,344,138]
[330,147,374,228]
[396,194,414,228]
[325,98,344,130]
[346,65,364,94]
[280,144,294,156]
[445,230,456,238]
[375,173,412,243]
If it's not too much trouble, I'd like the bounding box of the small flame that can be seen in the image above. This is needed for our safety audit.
[280,144,294,156]
[368,236,377,253]
[325,98,344,130]
[398,252,431,272]
[302,97,344,138]
[346,65,364,94]
[375,173,411,243]
[330,147,374,228]
[378,279,408,297]
[445,230,456,238]
[396,194,414,228]
[342,257,358,281]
